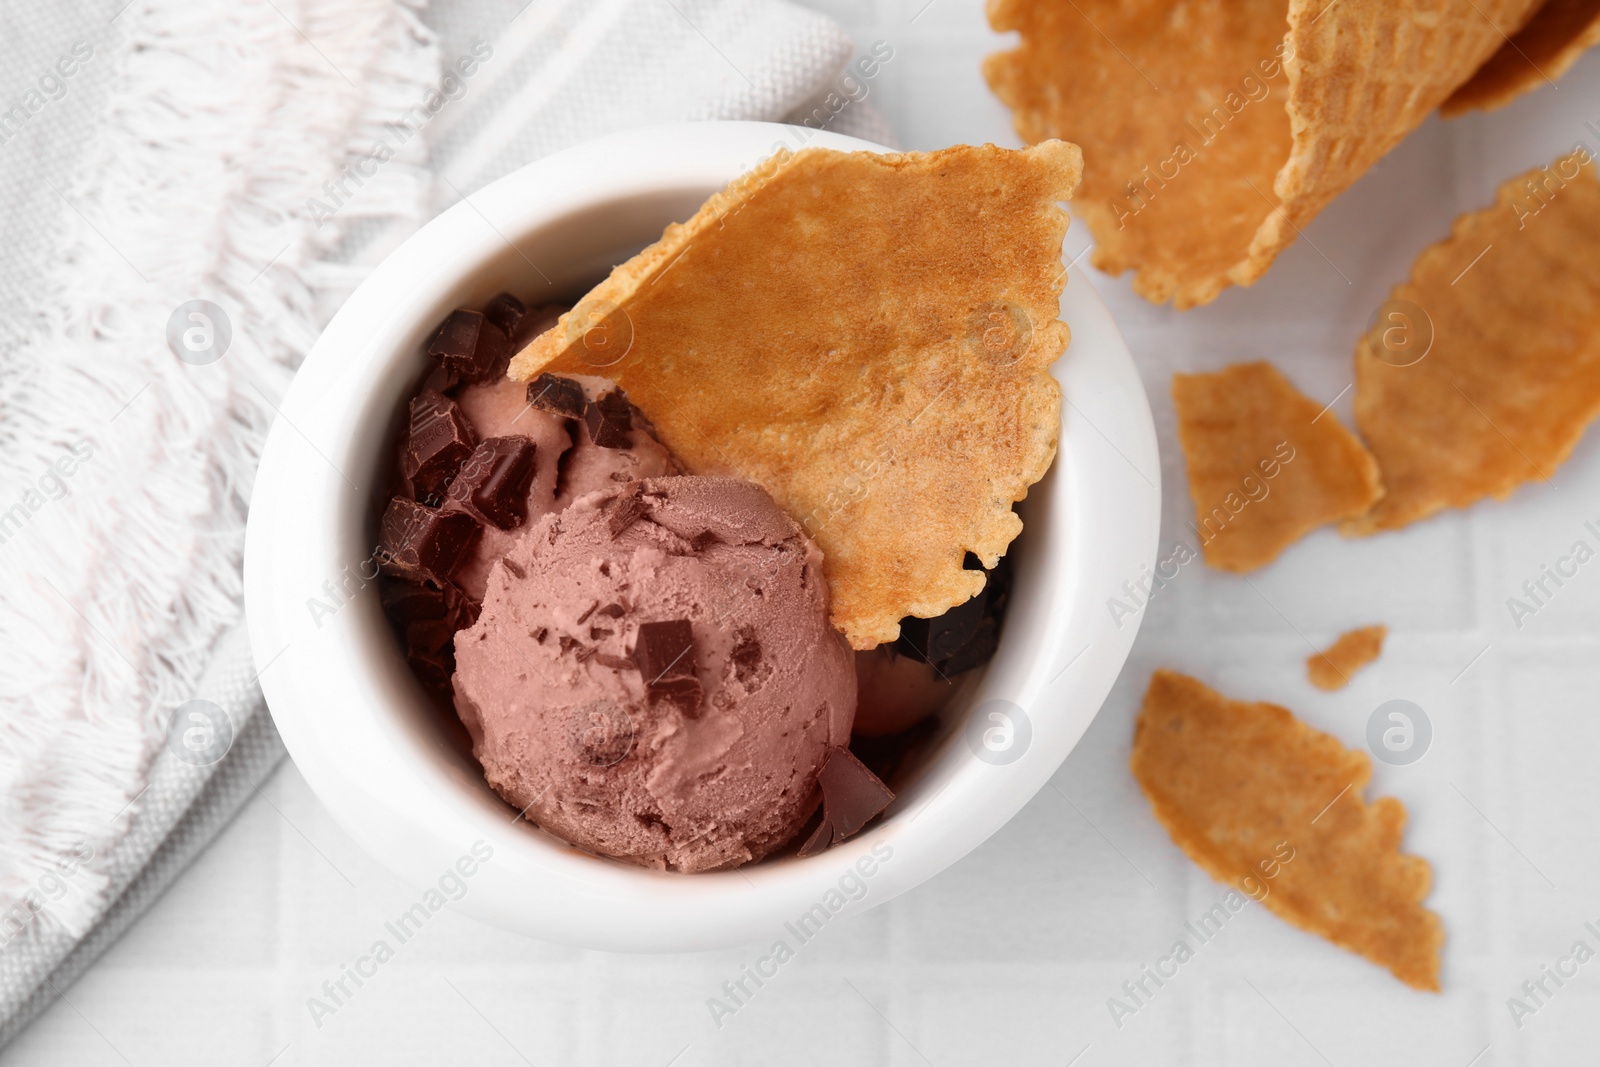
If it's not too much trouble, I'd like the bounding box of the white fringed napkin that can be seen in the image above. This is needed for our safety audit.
[0,0,890,1044]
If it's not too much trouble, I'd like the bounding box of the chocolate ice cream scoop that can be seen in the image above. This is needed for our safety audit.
[452,476,857,872]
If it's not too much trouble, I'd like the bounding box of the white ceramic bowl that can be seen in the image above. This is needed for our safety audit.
[244,121,1159,952]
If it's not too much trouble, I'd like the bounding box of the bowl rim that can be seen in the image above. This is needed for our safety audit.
[243,120,1161,952]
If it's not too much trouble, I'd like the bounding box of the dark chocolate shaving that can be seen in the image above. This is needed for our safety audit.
[402,391,477,499]
[447,435,537,529]
[596,602,625,618]
[584,387,633,448]
[378,497,481,587]
[502,557,525,580]
[482,292,527,339]
[593,652,633,671]
[526,373,586,419]
[606,484,647,537]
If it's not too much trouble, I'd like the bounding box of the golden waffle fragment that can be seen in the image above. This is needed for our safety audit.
[509,142,1082,648]
[1348,151,1600,534]
[1173,362,1382,573]
[1132,669,1444,991]
[984,0,1542,307]
[1444,0,1600,114]
[1307,625,1387,690]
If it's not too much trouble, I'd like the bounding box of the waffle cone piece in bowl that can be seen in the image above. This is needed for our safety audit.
[510,142,1083,650]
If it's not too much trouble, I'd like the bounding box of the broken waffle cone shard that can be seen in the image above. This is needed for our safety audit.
[1131,669,1444,991]
[509,142,1081,649]
[1443,0,1600,114]
[1307,624,1387,690]
[1346,150,1600,535]
[984,0,1543,308]
[1172,361,1382,573]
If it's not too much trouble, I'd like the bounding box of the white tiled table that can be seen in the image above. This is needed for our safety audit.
[11,3,1600,1064]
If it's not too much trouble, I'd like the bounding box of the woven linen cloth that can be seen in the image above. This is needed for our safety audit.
[0,0,891,1047]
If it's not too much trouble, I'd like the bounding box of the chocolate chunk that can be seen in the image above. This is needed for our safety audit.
[482,292,527,339]
[526,373,586,419]
[558,634,582,655]
[427,309,482,366]
[405,624,456,693]
[421,363,460,395]
[402,391,476,499]
[633,618,702,715]
[447,435,537,529]
[378,497,481,586]
[459,320,510,384]
[427,307,510,383]
[590,626,613,640]
[452,592,482,630]
[406,616,455,655]
[817,746,895,840]
[795,746,897,858]
[605,484,647,537]
[934,617,1001,676]
[897,594,985,666]
[584,388,633,448]
[633,619,695,685]
[407,653,452,693]
[893,554,1013,677]
[380,577,447,627]
[690,530,720,552]
[797,812,834,858]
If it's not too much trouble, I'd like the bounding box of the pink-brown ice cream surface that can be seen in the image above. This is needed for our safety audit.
[452,475,857,872]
